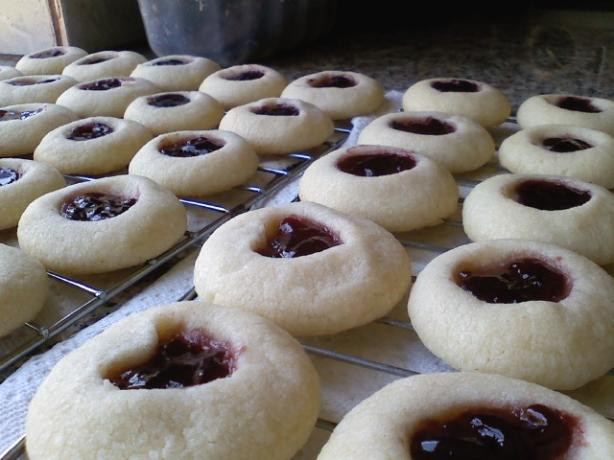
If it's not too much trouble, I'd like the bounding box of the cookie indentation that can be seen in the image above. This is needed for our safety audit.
[7,76,59,86]
[541,137,592,153]
[150,58,190,66]
[30,48,65,59]
[0,107,43,121]
[67,122,114,141]
[79,55,113,66]
[515,179,591,211]
[147,93,190,108]
[337,151,417,177]
[61,192,137,221]
[109,329,236,389]
[79,78,123,91]
[252,103,299,116]
[223,70,265,81]
[159,136,225,157]
[308,74,357,88]
[0,167,20,186]
[431,79,480,92]
[555,96,601,113]
[390,116,456,135]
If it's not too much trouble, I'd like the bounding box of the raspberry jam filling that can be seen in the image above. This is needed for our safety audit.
[223,70,265,81]
[61,193,137,221]
[0,107,43,121]
[159,136,224,157]
[514,179,591,211]
[308,74,357,88]
[0,167,20,186]
[457,257,569,303]
[67,122,114,141]
[390,116,456,135]
[431,79,479,92]
[337,149,417,177]
[78,55,113,65]
[410,404,576,460]
[79,78,123,91]
[150,58,189,66]
[147,93,190,108]
[110,330,236,390]
[252,103,299,116]
[258,216,341,258]
[555,96,601,113]
[541,137,592,152]
[7,76,59,86]
[30,48,65,59]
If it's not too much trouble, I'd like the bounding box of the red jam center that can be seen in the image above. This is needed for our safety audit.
[555,96,601,113]
[252,103,299,116]
[308,74,357,88]
[541,137,592,152]
[337,152,417,177]
[147,93,190,108]
[515,179,591,211]
[457,258,569,303]
[257,216,341,258]
[224,69,265,81]
[7,76,59,86]
[150,58,189,66]
[0,167,19,186]
[431,79,479,92]
[159,136,224,157]
[410,404,576,460]
[0,107,43,121]
[390,116,456,135]
[79,78,123,91]
[61,192,137,221]
[30,48,65,59]
[67,122,114,141]
[79,55,112,65]
[110,330,236,390]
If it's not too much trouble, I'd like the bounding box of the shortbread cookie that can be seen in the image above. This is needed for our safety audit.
[62,50,146,82]
[463,174,614,265]
[129,130,258,196]
[131,55,220,91]
[0,244,48,337]
[18,175,186,274]
[300,145,458,232]
[318,372,614,460]
[56,77,158,117]
[26,301,320,460]
[16,46,87,75]
[0,66,21,81]
[358,111,495,173]
[499,125,614,188]
[0,158,65,229]
[124,91,224,135]
[219,98,334,155]
[281,70,384,120]
[408,239,614,390]
[0,74,76,105]
[517,94,614,135]
[195,201,411,336]
[35,117,152,175]
[199,64,287,109]
[0,103,76,156]
[402,78,511,127]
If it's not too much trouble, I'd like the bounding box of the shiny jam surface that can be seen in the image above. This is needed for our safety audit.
[308,74,356,88]
[151,58,189,66]
[0,167,19,186]
[431,79,479,92]
[159,136,224,157]
[61,193,137,221]
[79,55,112,65]
[337,152,416,177]
[252,103,299,116]
[515,179,591,211]
[555,96,601,113]
[224,69,265,81]
[67,122,114,141]
[147,93,190,108]
[7,76,58,86]
[110,330,236,390]
[410,404,576,460]
[542,137,592,153]
[0,108,42,121]
[257,216,341,258]
[30,48,65,59]
[79,78,123,91]
[390,116,456,135]
[457,258,569,303]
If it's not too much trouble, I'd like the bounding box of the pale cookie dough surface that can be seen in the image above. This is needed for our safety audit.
[16,46,87,75]
[402,78,511,127]
[199,64,287,109]
[129,129,259,196]
[124,91,224,135]
[281,70,384,120]
[318,372,614,460]
[0,158,65,229]
[0,66,22,81]
[56,77,159,118]
[408,239,614,390]
[517,94,614,135]
[0,244,49,337]
[17,175,187,274]
[194,201,411,337]
[358,111,495,173]
[131,55,220,91]
[0,103,77,156]
[0,74,76,105]
[26,301,320,460]
[219,97,334,155]
[34,116,153,175]
[299,145,458,232]
[463,174,614,265]
[62,50,146,82]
